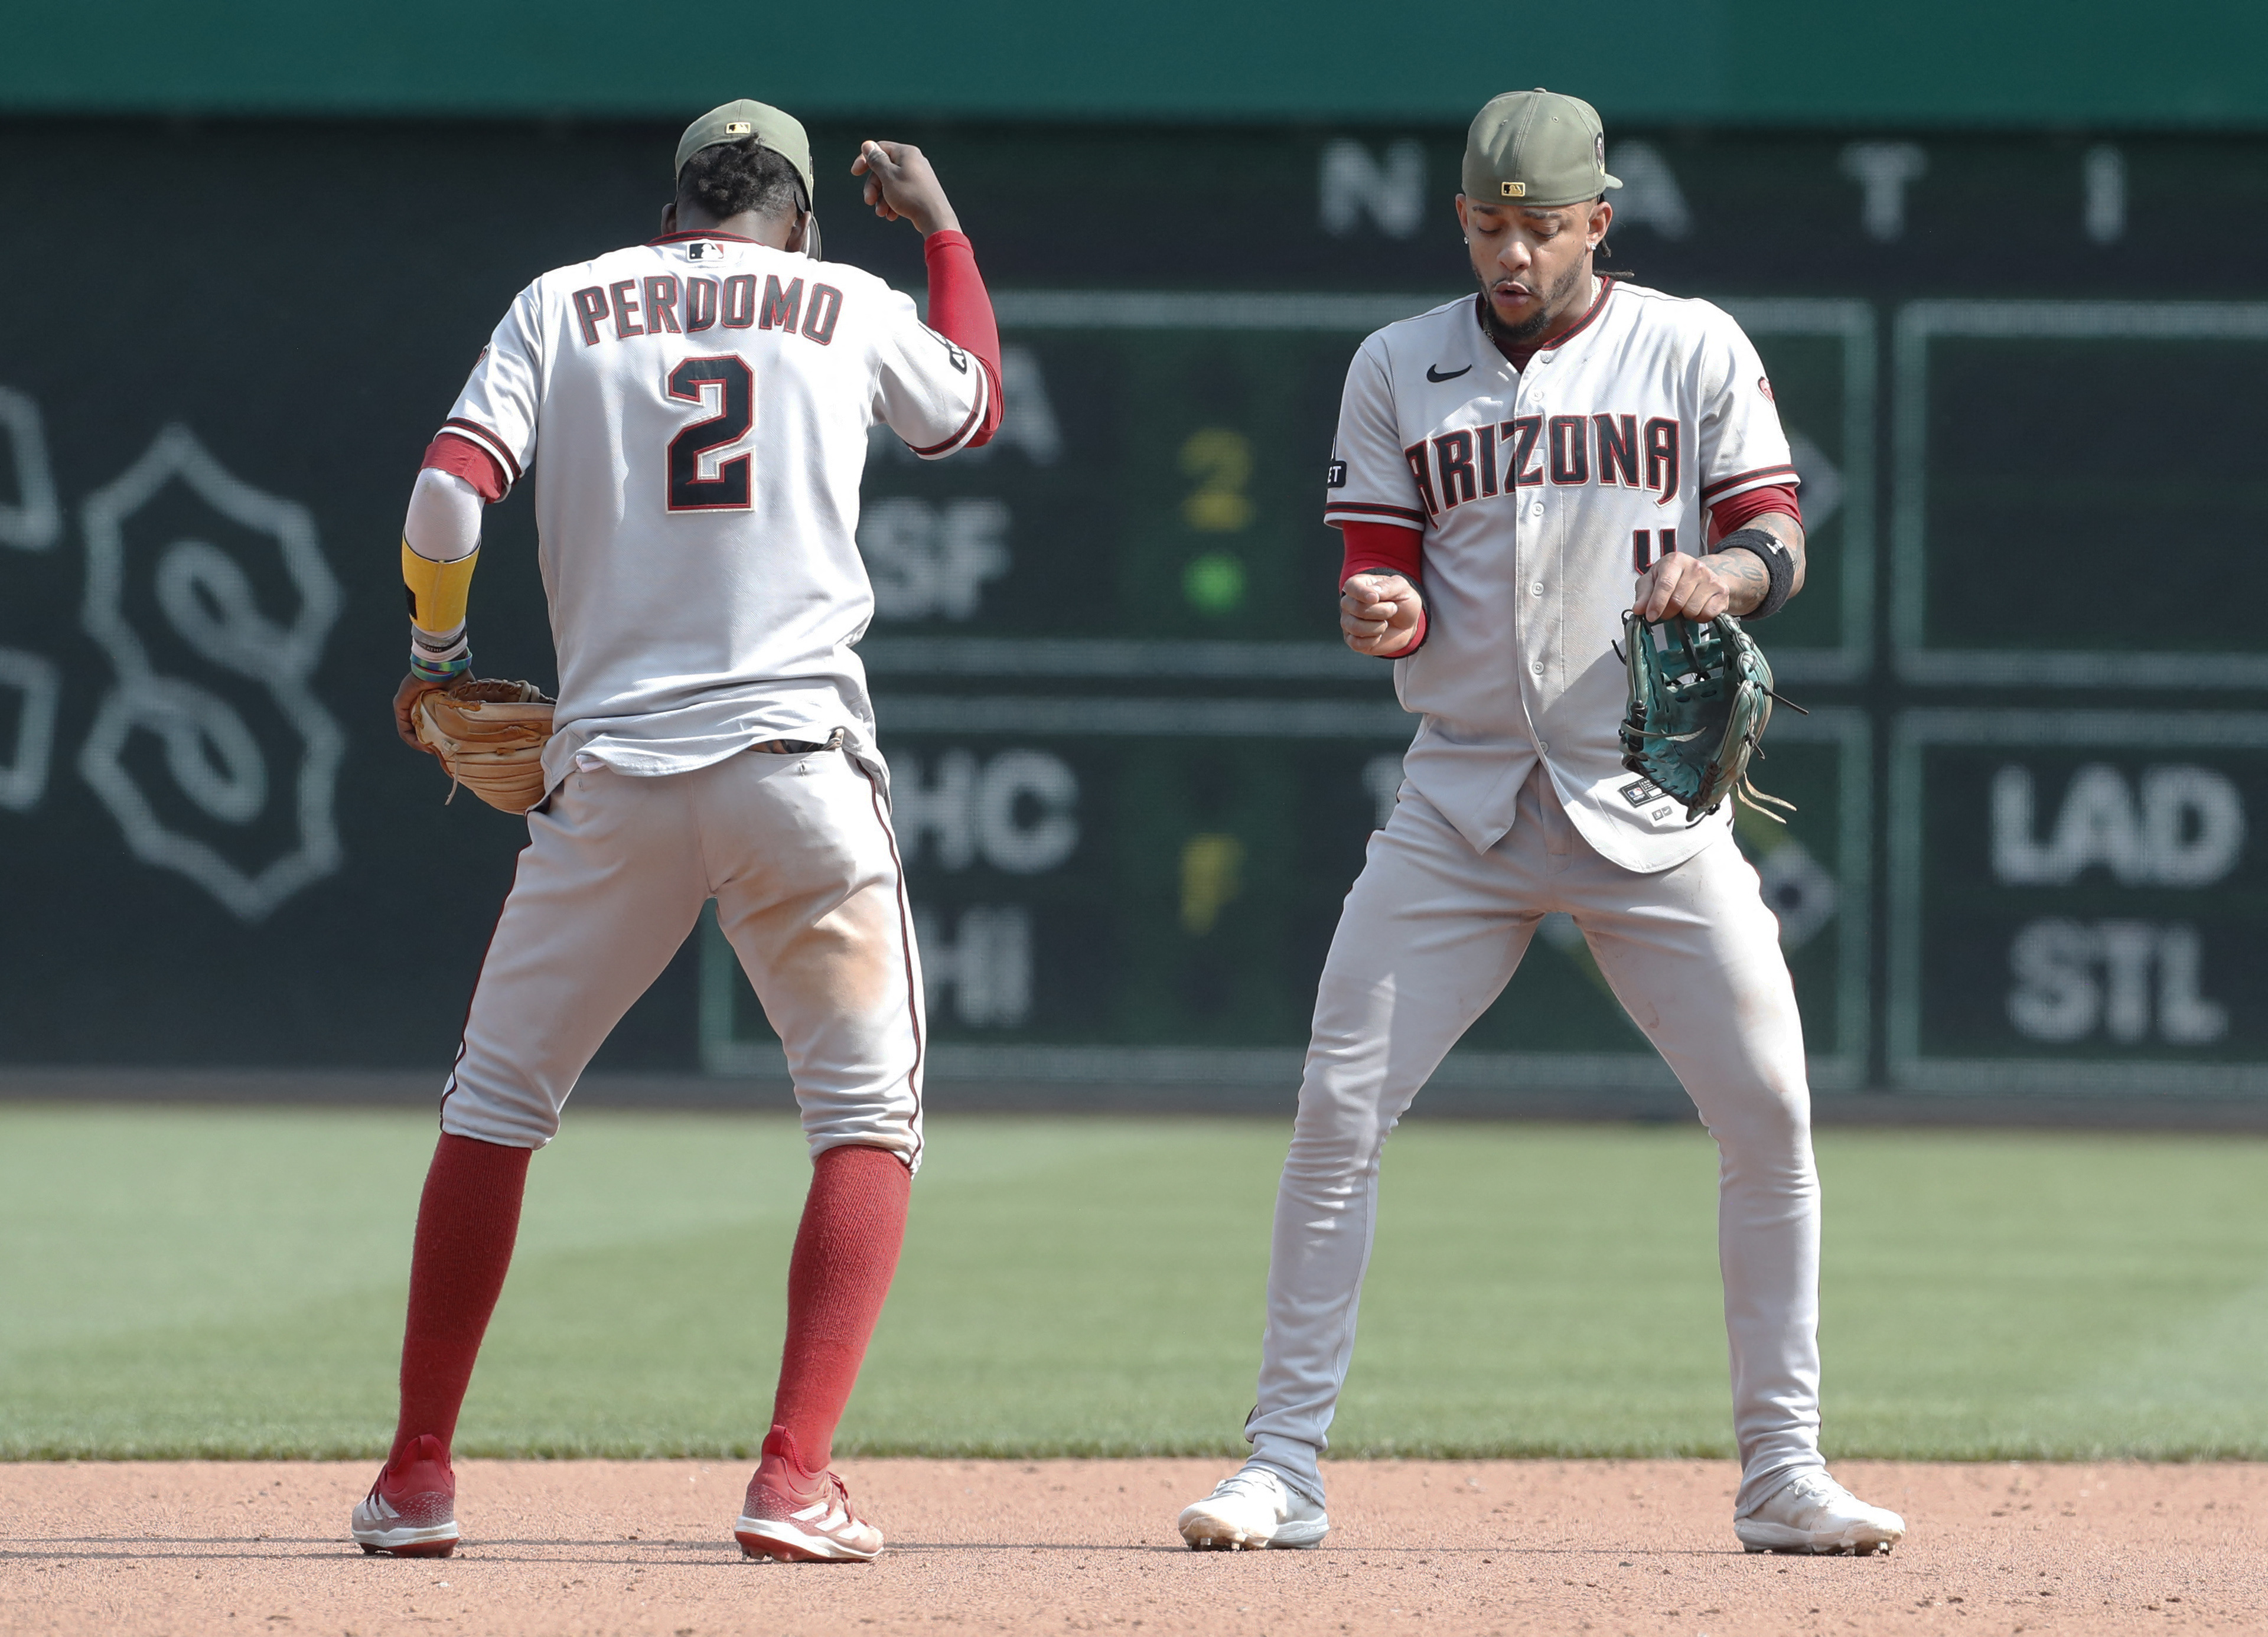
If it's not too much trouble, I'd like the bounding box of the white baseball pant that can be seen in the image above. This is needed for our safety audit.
[438,744,925,1169]
[1244,768,1821,1517]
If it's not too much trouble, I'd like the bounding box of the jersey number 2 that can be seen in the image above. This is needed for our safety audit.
[666,356,753,512]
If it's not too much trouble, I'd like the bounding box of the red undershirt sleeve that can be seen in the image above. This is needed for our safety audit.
[1338,519,1429,657]
[1706,481,1801,544]
[421,433,507,504]
[922,230,1005,449]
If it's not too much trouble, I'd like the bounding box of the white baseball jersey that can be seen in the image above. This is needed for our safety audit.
[1324,280,1796,872]
[441,230,992,788]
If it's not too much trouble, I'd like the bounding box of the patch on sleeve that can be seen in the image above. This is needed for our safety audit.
[923,327,969,372]
[1618,777,1664,807]
[1326,459,1348,489]
[1758,376,1775,400]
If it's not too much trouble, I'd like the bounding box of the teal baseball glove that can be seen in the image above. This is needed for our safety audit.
[1617,610,1800,825]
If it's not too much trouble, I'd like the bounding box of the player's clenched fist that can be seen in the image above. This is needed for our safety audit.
[1634,549,1736,623]
[1341,572,1423,658]
[851,141,960,237]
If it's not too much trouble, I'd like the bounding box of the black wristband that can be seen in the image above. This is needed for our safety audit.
[1713,526,1794,620]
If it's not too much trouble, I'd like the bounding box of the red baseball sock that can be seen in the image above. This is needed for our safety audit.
[388,1133,532,1469]
[768,1143,911,1472]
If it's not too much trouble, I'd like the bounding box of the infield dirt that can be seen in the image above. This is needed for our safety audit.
[4,1458,2260,1636]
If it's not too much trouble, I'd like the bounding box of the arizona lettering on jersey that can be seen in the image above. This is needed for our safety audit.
[436,230,990,788]
[1399,411,1686,508]
[1324,281,1797,873]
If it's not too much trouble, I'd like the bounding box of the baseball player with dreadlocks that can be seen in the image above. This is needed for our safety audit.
[351,99,1001,1563]
[1177,89,1907,1558]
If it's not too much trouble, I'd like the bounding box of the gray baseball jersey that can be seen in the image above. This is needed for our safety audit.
[441,231,991,790]
[1324,281,1796,872]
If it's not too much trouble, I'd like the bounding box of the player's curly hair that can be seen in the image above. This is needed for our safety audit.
[677,137,806,221]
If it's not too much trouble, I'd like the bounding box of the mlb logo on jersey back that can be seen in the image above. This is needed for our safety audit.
[684,240,732,263]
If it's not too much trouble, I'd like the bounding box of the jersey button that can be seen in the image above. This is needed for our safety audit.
[1529,660,1544,674]
[1537,739,1550,754]
[1529,581,1543,595]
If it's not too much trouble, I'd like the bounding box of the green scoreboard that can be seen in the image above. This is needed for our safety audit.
[1892,714,2268,1094]
[2,116,2266,1104]
[703,293,1876,1095]
[1894,303,2268,685]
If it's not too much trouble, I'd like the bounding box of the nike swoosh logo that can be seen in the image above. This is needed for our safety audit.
[1426,363,1472,383]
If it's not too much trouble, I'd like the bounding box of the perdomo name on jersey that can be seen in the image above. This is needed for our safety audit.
[1405,413,1680,516]
[569,272,843,348]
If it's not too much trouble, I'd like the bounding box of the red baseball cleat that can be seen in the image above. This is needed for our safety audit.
[350,1434,461,1557]
[733,1427,884,1562]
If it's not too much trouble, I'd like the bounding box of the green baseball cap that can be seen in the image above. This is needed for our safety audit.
[1462,89,1622,209]
[673,99,820,256]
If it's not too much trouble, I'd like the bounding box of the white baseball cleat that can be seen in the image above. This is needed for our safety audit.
[1178,1464,1330,1551]
[1735,1469,1907,1556]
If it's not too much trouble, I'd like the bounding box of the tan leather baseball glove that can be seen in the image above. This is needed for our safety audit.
[413,679,556,814]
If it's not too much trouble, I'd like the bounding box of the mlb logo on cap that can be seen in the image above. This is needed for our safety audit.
[1464,87,1623,209]
[725,121,752,135]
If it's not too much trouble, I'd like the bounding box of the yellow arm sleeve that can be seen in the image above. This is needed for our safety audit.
[402,542,480,634]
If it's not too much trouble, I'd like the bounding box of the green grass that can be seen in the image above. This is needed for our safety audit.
[2,1106,2265,1462]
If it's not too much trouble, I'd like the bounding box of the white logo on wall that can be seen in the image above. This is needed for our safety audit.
[0,385,64,551]
[1750,837,1839,950]
[1992,762,2241,1045]
[0,386,65,814]
[0,386,344,922]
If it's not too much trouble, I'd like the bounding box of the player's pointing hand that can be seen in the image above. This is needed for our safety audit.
[852,141,962,237]
[1340,572,1424,658]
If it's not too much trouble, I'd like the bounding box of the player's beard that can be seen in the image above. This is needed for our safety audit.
[1478,257,1591,345]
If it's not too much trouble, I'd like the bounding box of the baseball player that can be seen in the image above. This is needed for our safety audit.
[349,100,1002,1563]
[1177,90,1905,1557]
